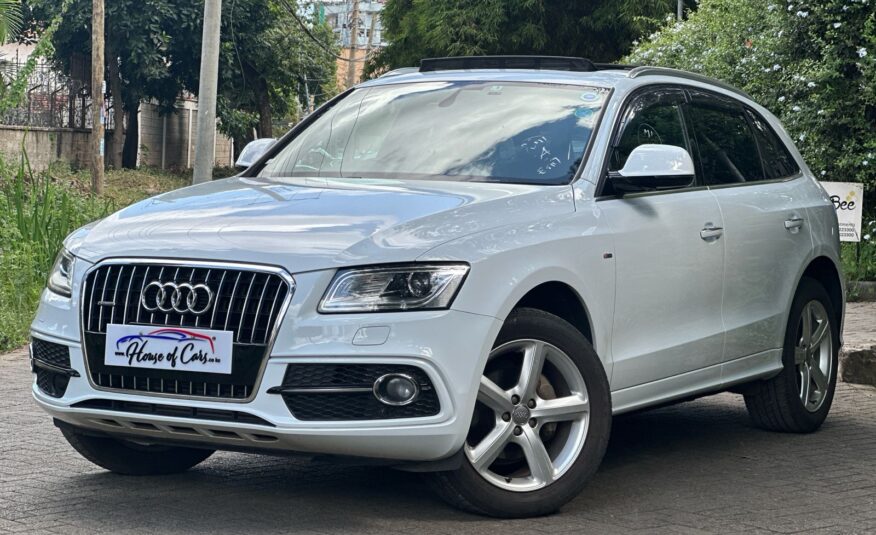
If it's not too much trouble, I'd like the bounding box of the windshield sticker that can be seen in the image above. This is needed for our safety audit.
[579,91,601,102]
[488,85,504,95]
[574,107,595,119]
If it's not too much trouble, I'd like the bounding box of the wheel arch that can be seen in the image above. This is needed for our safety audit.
[512,281,594,346]
[797,256,844,337]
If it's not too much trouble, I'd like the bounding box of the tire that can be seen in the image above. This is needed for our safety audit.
[426,307,612,518]
[61,427,214,475]
[744,277,839,433]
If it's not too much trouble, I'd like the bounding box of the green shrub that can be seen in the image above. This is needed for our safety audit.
[0,152,113,350]
[842,218,876,282]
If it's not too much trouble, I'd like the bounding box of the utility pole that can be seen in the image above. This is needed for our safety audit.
[193,0,222,185]
[366,10,377,54]
[90,0,105,194]
[345,0,360,88]
[677,0,684,21]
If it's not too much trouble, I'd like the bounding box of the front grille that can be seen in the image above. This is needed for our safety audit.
[72,399,274,427]
[278,364,441,421]
[82,263,291,400]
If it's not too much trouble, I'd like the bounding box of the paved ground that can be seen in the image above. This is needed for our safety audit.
[843,302,876,351]
[2,304,875,534]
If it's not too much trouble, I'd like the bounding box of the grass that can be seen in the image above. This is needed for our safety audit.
[0,157,195,352]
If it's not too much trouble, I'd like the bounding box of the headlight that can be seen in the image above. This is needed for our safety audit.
[319,263,469,313]
[47,249,75,297]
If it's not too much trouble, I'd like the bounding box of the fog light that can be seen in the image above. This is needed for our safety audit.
[373,373,420,406]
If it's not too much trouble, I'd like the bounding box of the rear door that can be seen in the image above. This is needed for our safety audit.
[685,90,811,361]
[599,86,726,391]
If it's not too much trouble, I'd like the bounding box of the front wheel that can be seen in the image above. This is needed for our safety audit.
[744,277,839,433]
[426,308,611,518]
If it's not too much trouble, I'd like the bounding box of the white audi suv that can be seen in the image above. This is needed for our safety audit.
[31,56,844,517]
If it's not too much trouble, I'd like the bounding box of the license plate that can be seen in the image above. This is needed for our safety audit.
[104,324,233,374]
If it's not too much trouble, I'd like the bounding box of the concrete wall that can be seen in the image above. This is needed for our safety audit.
[0,99,234,172]
[119,99,234,170]
[0,125,91,171]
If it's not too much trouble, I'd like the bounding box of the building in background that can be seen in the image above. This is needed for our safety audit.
[308,0,385,87]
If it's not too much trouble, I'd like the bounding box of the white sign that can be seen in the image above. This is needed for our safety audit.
[821,181,864,242]
[104,324,233,374]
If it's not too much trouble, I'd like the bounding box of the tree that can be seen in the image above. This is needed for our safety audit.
[216,0,337,146]
[24,0,336,166]
[0,0,22,44]
[627,0,876,197]
[364,0,697,76]
[24,0,203,168]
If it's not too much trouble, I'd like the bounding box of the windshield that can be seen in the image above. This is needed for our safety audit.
[258,81,608,185]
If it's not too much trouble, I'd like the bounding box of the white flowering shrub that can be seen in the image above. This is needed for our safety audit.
[628,0,876,197]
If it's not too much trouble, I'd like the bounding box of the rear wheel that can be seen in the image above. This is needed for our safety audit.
[61,427,214,475]
[744,277,839,433]
[427,308,611,518]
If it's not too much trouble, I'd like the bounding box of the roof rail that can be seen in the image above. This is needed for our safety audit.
[379,67,420,78]
[419,56,598,73]
[628,66,752,100]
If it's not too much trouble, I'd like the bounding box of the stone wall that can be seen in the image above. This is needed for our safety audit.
[0,125,91,171]
[136,100,233,170]
[0,98,234,172]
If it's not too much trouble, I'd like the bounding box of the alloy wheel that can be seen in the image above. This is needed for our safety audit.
[465,339,590,492]
[794,300,833,413]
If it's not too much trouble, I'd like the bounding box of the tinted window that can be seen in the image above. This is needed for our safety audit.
[688,96,764,185]
[259,81,608,185]
[747,110,800,179]
[608,89,689,172]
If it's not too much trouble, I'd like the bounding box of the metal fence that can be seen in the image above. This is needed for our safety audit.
[0,60,102,130]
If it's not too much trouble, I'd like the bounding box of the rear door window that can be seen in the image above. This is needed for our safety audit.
[687,92,764,185]
[746,109,801,179]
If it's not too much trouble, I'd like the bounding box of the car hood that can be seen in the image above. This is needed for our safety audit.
[70,176,574,273]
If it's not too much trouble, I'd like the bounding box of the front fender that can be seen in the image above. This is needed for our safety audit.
[420,209,616,376]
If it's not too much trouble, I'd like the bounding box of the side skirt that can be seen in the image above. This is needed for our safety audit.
[610,349,783,415]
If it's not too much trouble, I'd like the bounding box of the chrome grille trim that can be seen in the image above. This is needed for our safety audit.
[79,259,295,403]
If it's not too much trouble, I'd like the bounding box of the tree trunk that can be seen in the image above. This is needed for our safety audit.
[122,103,139,169]
[106,44,124,169]
[256,78,272,138]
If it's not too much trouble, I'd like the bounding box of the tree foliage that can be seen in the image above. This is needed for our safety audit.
[23,0,337,166]
[25,0,203,167]
[217,0,338,141]
[627,0,876,194]
[0,0,22,44]
[365,0,696,76]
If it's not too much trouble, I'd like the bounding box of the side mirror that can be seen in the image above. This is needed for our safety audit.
[610,144,695,195]
[235,138,277,170]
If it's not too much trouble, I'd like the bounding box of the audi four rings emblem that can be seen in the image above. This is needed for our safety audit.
[141,281,215,315]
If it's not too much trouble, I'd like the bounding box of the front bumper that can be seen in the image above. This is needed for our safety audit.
[31,268,502,462]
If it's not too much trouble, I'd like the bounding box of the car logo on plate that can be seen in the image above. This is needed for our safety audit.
[141,281,215,315]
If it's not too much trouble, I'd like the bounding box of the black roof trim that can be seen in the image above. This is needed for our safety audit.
[593,63,639,71]
[419,56,598,73]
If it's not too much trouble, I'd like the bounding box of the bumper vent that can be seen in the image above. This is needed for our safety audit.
[31,338,76,398]
[72,399,274,427]
[81,262,291,400]
[275,364,440,421]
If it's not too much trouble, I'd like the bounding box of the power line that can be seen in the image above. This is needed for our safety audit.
[278,0,374,63]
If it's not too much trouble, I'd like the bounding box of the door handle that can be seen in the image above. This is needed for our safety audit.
[784,216,804,231]
[700,224,723,241]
